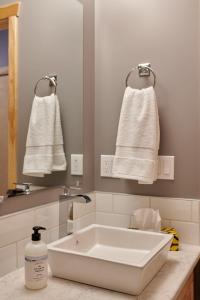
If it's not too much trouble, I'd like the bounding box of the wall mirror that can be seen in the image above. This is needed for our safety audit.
[0,0,83,196]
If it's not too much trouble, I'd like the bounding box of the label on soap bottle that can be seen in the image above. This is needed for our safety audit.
[25,255,48,282]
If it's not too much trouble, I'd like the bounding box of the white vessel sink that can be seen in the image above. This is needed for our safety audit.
[48,224,172,295]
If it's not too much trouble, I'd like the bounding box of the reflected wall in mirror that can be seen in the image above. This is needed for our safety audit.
[0,0,83,196]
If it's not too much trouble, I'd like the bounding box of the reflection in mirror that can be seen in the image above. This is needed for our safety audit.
[0,0,83,196]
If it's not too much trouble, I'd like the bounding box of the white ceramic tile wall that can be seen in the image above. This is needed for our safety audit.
[93,193,150,230]
[35,202,59,229]
[0,192,96,277]
[113,194,150,215]
[96,192,113,212]
[0,201,60,277]
[0,244,17,277]
[63,193,200,247]
[0,210,35,248]
[68,213,96,233]
[1,191,200,277]
[71,192,200,245]
[96,212,130,228]
[72,192,96,219]
[150,197,192,222]
[70,192,200,246]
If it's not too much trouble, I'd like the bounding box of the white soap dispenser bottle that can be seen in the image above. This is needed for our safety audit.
[25,226,48,290]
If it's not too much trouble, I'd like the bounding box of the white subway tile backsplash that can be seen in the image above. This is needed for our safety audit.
[0,211,35,248]
[73,193,96,219]
[96,192,113,212]
[96,212,130,228]
[67,213,96,233]
[34,202,59,229]
[0,190,200,280]
[170,221,200,245]
[161,219,172,227]
[0,201,60,277]
[191,200,200,223]
[59,200,71,225]
[59,223,68,239]
[150,197,192,222]
[113,194,150,215]
[0,244,17,277]
[47,226,59,244]
[72,213,96,232]
[17,238,30,268]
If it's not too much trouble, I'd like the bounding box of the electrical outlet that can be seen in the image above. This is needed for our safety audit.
[71,154,83,176]
[101,155,114,177]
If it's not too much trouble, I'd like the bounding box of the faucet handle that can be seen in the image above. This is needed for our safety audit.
[59,182,82,200]
[69,185,81,191]
[69,180,82,192]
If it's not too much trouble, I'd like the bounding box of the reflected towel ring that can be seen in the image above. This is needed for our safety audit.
[125,65,156,88]
[34,75,57,96]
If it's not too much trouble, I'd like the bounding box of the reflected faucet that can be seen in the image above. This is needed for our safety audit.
[7,182,32,197]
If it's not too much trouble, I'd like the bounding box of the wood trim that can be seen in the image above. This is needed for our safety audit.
[176,273,194,300]
[0,19,8,30]
[0,2,20,20]
[8,16,18,189]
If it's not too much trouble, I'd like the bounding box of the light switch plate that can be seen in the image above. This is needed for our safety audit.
[158,156,175,180]
[71,154,83,176]
[101,155,114,177]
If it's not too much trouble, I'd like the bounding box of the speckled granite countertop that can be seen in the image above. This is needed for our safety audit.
[0,244,199,300]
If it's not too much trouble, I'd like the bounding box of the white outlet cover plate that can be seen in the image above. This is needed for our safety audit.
[101,155,114,177]
[71,154,83,176]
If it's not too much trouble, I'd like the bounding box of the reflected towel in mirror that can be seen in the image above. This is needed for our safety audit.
[23,93,67,177]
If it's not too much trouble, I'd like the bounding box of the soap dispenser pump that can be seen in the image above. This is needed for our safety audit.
[25,226,48,290]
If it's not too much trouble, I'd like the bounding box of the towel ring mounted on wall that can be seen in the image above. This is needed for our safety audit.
[125,63,156,88]
[34,75,57,96]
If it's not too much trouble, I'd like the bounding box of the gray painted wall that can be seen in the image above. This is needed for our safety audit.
[95,0,200,198]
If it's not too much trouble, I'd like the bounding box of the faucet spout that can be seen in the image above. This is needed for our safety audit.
[76,194,91,203]
[59,186,91,203]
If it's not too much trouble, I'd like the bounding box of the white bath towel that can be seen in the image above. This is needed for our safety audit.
[23,93,67,177]
[112,86,160,184]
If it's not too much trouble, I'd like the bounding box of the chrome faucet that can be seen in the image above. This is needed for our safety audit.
[7,182,32,197]
[59,186,91,203]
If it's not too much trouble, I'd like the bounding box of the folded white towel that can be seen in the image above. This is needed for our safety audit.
[23,93,67,177]
[112,86,160,184]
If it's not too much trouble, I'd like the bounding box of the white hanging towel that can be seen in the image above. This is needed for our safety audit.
[112,86,160,184]
[23,93,67,177]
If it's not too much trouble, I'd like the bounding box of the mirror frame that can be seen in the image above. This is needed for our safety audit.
[0,1,20,190]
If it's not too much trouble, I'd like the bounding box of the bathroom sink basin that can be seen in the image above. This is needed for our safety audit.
[48,224,173,295]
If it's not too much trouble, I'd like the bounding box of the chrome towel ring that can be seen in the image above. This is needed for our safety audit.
[125,63,156,88]
[34,75,57,96]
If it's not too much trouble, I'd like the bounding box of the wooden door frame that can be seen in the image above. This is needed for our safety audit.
[0,2,20,190]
